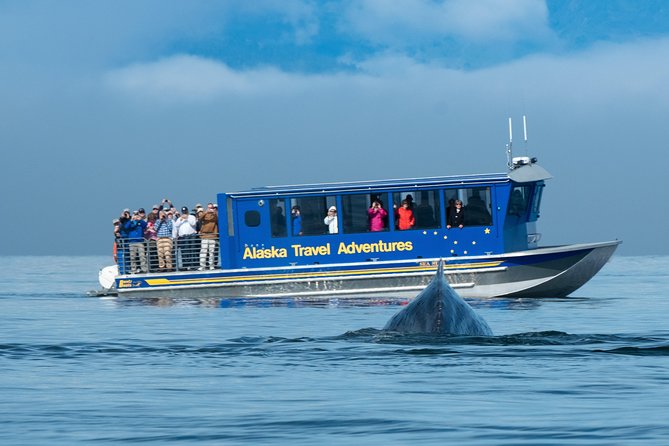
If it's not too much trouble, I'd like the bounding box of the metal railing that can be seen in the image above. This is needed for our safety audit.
[115,234,220,274]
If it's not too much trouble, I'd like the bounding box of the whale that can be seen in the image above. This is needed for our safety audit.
[383,260,493,336]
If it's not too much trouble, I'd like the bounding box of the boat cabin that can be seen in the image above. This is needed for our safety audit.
[217,161,551,269]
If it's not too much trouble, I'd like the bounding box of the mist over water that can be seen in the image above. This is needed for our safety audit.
[1,255,669,445]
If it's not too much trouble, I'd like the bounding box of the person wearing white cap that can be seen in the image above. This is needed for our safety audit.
[323,206,338,234]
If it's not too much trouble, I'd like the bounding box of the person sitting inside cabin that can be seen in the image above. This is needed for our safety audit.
[446,199,464,229]
[272,205,287,237]
[323,206,338,234]
[413,192,435,228]
[508,190,525,216]
[464,193,492,225]
[124,210,148,273]
[291,205,303,236]
[394,199,415,230]
[368,200,387,232]
[405,194,415,210]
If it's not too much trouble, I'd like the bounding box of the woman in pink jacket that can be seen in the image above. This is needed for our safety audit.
[367,200,388,232]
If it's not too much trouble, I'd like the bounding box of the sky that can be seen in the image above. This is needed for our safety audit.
[2,0,668,256]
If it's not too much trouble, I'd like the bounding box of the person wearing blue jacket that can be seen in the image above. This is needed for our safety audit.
[291,205,302,236]
[124,211,148,273]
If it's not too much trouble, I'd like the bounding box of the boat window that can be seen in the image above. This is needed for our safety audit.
[227,197,234,236]
[269,199,287,237]
[507,185,531,217]
[444,187,493,227]
[530,183,544,217]
[289,195,337,236]
[342,192,390,233]
[391,190,441,230]
[244,210,261,227]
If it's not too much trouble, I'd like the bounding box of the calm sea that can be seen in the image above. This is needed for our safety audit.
[1,255,668,445]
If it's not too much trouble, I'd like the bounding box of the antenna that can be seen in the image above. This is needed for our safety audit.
[506,117,513,169]
[523,115,528,144]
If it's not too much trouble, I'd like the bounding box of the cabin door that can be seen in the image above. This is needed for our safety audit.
[234,198,271,254]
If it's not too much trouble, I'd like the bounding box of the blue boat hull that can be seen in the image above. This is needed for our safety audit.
[111,240,620,299]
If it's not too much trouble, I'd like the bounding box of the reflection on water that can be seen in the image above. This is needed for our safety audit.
[106,294,552,310]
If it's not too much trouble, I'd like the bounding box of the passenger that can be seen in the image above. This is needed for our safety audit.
[291,205,303,236]
[395,199,415,230]
[368,200,387,232]
[405,194,415,210]
[446,198,455,221]
[272,205,287,237]
[199,203,219,270]
[447,199,464,229]
[124,210,148,273]
[465,193,492,225]
[112,219,121,264]
[509,190,525,216]
[137,207,146,221]
[323,206,338,234]
[117,209,131,274]
[413,191,435,228]
[145,213,158,272]
[150,204,161,221]
[174,206,198,270]
[154,209,174,271]
[161,198,173,211]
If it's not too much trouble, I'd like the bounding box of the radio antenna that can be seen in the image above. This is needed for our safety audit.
[523,115,528,144]
[506,117,513,169]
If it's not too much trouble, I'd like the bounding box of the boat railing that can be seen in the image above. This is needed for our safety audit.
[114,235,220,274]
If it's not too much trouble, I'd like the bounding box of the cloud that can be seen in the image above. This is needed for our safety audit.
[104,55,340,101]
[342,0,553,46]
[104,36,669,108]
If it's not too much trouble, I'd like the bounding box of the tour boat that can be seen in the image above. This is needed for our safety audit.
[100,153,619,300]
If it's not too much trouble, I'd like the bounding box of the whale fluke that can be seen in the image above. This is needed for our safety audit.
[383,260,493,336]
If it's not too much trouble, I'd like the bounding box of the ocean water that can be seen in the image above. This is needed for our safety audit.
[1,255,669,445]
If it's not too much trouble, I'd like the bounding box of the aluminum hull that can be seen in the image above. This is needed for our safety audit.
[111,240,620,300]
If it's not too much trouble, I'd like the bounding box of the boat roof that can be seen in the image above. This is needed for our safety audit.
[224,163,552,198]
[226,170,513,198]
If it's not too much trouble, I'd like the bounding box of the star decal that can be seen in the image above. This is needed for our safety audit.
[484,228,491,234]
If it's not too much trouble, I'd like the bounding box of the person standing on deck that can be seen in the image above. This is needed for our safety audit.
[198,203,219,270]
[155,210,174,271]
[174,206,198,270]
[124,210,148,273]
